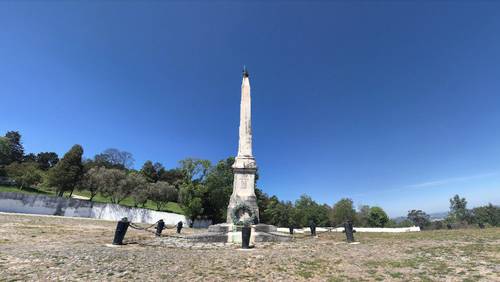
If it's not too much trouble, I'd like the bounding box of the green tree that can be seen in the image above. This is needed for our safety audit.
[289,205,306,228]
[5,162,42,189]
[158,168,185,188]
[275,201,305,228]
[331,198,356,226]
[5,131,24,164]
[262,198,284,226]
[448,194,472,224]
[179,158,211,183]
[97,168,130,204]
[356,205,371,227]
[386,219,414,228]
[93,148,134,170]
[77,166,104,201]
[295,195,330,226]
[0,137,10,169]
[179,182,205,225]
[275,201,292,227]
[131,186,150,208]
[261,199,304,228]
[255,188,272,223]
[127,172,149,207]
[140,160,158,183]
[45,145,84,197]
[472,203,500,226]
[125,171,150,207]
[23,153,37,162]
[407,209,431,229]
[36,152,59,170]
[153,162,165,178]
[0,140,7,176]
[261,195,281,225]
[368,206,389,227]
[149,181,178,211]
[203,157,234,223]
[255,187,271,223]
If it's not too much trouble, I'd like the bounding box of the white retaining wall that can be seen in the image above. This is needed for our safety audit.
[0,192,211,227]
[331,226,420,232]
[277,226,420,233]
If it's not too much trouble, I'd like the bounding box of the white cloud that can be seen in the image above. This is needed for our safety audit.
[351,171,499,198]
[405,172,499,189]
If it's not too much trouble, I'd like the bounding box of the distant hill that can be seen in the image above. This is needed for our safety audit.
[392,211,449,223]
[428,211,448,221]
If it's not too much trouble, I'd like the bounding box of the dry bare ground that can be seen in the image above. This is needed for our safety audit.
[0,213,498,281]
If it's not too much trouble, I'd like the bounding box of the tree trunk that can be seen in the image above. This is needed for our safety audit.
[57,190,64,197]
[68,189,74,198]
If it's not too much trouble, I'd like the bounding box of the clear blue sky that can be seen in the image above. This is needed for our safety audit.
[1,1,499,216]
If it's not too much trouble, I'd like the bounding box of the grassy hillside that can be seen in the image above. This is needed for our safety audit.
[0,185,183,214]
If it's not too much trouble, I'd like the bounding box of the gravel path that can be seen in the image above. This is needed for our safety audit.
[0,213,498,281]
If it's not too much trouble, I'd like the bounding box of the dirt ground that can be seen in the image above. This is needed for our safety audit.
[0,213,498,281]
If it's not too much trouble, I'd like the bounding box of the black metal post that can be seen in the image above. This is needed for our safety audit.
[242,225,251,249]
[309,220,316,237]
[177,221,183,234]
[155,219,165,236]
[112,217,129,245]
[344,220,355,243]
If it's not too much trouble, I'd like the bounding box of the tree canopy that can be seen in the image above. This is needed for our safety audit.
[2,129,497,230]
[45,145,84,197]
[331,198,356,226]
[407,210,431,229]
[0,131,24,165]
[5,162,42,189]
[149,181,178,211]
[367,206,389,227]
[36,152,59,170]
[94,148,134,170]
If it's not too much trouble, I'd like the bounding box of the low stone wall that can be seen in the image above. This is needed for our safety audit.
[277,226,420,233]
[0,192,211,227]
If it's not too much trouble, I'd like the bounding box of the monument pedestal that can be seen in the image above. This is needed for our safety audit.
[226,156,259,223]
[187,223,292,243]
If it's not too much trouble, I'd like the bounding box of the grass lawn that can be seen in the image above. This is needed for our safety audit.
[0,185,184,215]
[0,185,53,195]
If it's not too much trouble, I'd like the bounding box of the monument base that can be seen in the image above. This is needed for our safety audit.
[186,223,292,243]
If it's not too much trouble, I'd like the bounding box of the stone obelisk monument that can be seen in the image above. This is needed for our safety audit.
[226,67,259,223]
[196,68,290,243]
